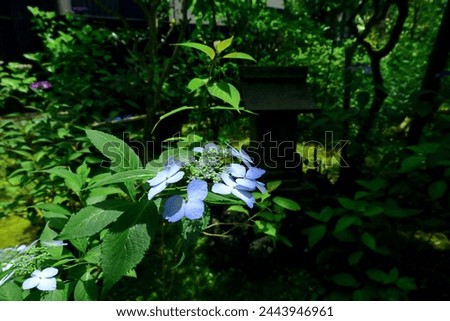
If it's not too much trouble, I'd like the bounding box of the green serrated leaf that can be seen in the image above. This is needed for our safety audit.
[222,52,257,62]
[86,186,125,205]
[173,42,215,60]
[86,129,142,200]
[0,281,23,300]
[101,200,158,295]
[85,129,141,172]
[273,196,301,211]
[207,81,241,109]
[74,271,98,301]
[60,200,131,239]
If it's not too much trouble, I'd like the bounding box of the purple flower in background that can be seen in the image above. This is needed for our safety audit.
[163,179,208,222]
[30,81,52,90]
[228,163,266,193]
[147,157,184,200]
[212,172,255,208]
[72,7,89,14]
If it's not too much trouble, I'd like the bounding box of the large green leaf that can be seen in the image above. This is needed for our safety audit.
[59,200,131,239]
[85,129,141,172]
[101,200,158,294]
[74,271,98,301]
[207,81,241,109]
[86,129,142,200]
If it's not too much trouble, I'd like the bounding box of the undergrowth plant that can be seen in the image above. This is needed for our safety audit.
[0,37,300,300]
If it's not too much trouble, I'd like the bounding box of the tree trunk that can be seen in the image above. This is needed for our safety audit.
[406,0,450,146]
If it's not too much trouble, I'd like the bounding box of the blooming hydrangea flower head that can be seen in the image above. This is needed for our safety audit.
[147,157,184,200]
[189,143,231,183]
[163,180,208,222]
[22,267,58,291]
[228,163,266,194]
[212,172,255,208]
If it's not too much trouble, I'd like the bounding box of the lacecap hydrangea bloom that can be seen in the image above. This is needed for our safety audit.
[147,143,266,222]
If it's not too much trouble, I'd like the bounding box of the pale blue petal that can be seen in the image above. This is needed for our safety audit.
[212,183,232,195]
[40,267,59,278]
[246,167,266,180]
[166,170,185,184]
[229,163,246,178]
[232,189,255,208]
[236,178,256,191]
[221,172,236,187]
[163,195,185,222]
[185,199,205,220]
[22,276,40,290]
[193,147,204,153]
[31,270,41,277]
[147,181,167,200]
[37,277,57,291]
[256,181,267,194]
[187,180,208,201]
[147,170,168,186]
[167,162,182,177]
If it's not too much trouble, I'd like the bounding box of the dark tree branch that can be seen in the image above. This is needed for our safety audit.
[355,0,408,143]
